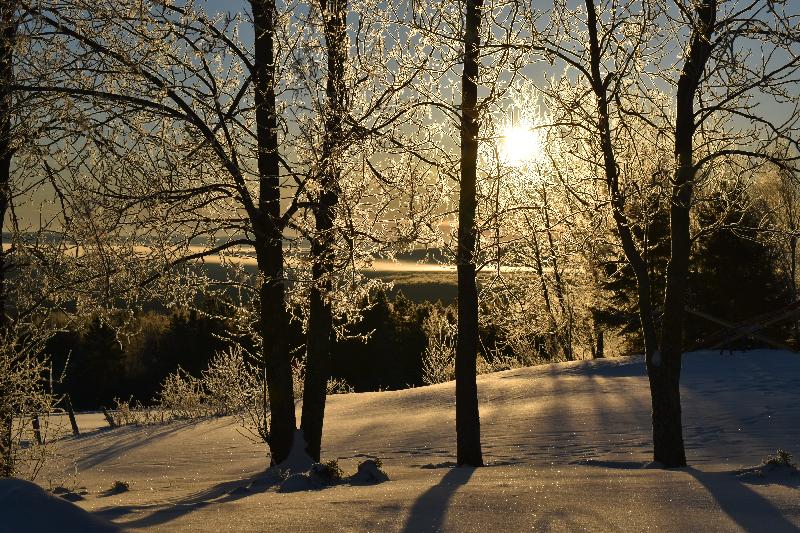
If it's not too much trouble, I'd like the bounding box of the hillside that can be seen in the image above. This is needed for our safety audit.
[19,351,800,531]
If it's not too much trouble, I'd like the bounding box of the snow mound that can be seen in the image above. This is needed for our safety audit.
[278,473,318,493]
[737,463,800,486]
[349,459,389,485]
[277,461,342,492]
[274,429,315,475]
[0,478,120,532]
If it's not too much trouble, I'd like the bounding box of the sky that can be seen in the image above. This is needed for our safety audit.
[7,0,800,237]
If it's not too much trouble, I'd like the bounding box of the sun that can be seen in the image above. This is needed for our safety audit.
[500,124,543,167]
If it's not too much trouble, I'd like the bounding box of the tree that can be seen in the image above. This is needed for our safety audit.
[688,183,790,345]
[0,0,16,477]
[409,0,529,466]
[454,0,485,467]
[18,0,301,463]
[0,0,113,477]
[23,0,439,465]
[527,0,799,466]
[300,0,348,463]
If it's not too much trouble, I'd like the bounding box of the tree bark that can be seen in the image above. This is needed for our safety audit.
[790,234,797,304]
[585,0,658,358]
[0,2,15,478]
[586,0,688,465]
[300,0,347,462]
[251,0,296,465]
[654,0,716,467]
[455,0,484,467]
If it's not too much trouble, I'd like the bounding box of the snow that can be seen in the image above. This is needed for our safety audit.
[0,479,120,532]
[350,459,390,485]
[275,428,315,475]
[30,350,800,531]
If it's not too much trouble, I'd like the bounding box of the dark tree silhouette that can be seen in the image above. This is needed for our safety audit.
[455,0,484,468]
[301,0,348,463]
[251,0,297,466]
[0,1,15,478]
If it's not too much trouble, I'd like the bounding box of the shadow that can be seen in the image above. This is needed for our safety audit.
[533,356,646,379]
[419,461,458,469]
[735,465,800,488]
[75,421,199,470]
[685,468,798,532]
[402,466,475,533]
[573,459,650,469]
[96,469,275,529]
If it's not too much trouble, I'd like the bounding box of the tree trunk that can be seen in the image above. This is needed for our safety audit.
[529,217,560,356]
[251,0,296,465]
[585,0,658,359]
[652,0,716,468]
[300,0,347,462]
[790,234,797,304]
[65,394,80,436]
[790,234,797,340]
[595,329,604,359]
[302,234,334,462]
[0,2,14,478]
[455,0,484,467]
[541,189,572,359]
[587,0,679,465]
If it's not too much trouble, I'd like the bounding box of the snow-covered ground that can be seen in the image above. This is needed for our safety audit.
[21,350,800,531]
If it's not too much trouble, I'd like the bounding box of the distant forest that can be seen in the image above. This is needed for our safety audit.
[51,186,792,409]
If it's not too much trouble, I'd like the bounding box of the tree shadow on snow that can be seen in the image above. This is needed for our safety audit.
[96,469,275,529]
[75,421,199,471]
[685,468,799,533]
[571,459,652,469]
[402,466,475,533]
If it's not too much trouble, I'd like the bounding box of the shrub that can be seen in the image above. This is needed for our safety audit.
[0,329,61,480]
[326,377,354,395]
[110,397,160,426]
[421,310,456,385]
[157,367,207,419]
[763,449,796,468]
[202,347,260,415]
[311,460,344,484]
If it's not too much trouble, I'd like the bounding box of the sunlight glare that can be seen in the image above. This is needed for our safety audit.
[500,124,543,167]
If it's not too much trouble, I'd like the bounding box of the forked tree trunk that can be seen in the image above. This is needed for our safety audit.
[585,0,678,465]
[251,0,296,465]
[455,0,484,467]
[0,3,15,478]
[301,0,347,462]
[654,0,716,467]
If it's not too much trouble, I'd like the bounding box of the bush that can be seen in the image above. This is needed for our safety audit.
[111,397,161,426]
[0,328,61,480]
[421,309,456,385]
[202,347,260,415]
[312,460,344,484]
[763,449,796,468]
[157,368,207,419]
[326,377,354,395]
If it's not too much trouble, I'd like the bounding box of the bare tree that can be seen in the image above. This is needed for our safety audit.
[22,0,440,465]
[409,0,531,466]
[0,0,16,478]
[454,0,485,467]
[527,0,799,466]
[17,0,302,463]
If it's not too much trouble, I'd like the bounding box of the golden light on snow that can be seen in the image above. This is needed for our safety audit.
[500,123,543,167]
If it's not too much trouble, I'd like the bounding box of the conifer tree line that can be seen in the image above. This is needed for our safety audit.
[0,0,797,476]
